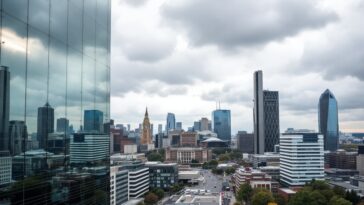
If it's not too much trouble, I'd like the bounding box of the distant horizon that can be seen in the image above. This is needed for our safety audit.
[110,0,364,135]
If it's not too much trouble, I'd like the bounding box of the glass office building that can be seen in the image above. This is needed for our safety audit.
[212,109,231,142]
[318,89,339,151]
[0,0,111,204]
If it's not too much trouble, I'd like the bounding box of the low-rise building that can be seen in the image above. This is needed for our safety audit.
[325,150,356,169]
[110,153,146,165]
[259,166,280,181]
[233,167,275,193]
[145,162,178,190]
[178,170,202,184]
[248,152,280,168]
[165,147,212,164]
[174,189,222,205]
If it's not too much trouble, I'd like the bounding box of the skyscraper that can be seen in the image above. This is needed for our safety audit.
[212,109,231,141]
[56,117,69,133]
[0,66,10,151]
[166,113,176,133]
[176,122,182,130]
[37,102,54,150]
[254,70,264,154]
[280,132,325,186]
[158,124,163,134]
[84,110,104,133]
[141,108,152,144]
[318,89,339,151]
[0,1,111,203]
[263,91,280,152]
[8,120,28,156]
[253,70,280,154]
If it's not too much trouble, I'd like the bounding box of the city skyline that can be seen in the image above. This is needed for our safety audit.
[110,0,364,134]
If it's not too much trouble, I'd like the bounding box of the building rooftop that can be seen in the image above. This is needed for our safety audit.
[202,137,225,142]
[145,161,177,166]
[279,188,296,194]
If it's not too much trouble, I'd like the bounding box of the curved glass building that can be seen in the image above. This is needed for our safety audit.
[318,89,339,151]
[0,0,111,204]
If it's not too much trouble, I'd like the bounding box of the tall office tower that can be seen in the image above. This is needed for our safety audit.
[193,121,200,131]
[158,124,163,134]
[208,121,212,131]
[176,122,182,130]
[56,117,69,133]
[200,117,209,131]
[318,89,339,151]
[166,113,176,132]
[0,66,10,151]
[254,70,264,154]
[8,120,28,156]
[84,110,104,133]
[263,91,280,152]
[253,70,280,154]
[212,109,231,142]
[280,133,325,186]
[127,124,131,132]
[37,102,54,150]
[141,108,152,144]
[0,0,111,203]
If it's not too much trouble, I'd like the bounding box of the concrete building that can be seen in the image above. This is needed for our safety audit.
[200,118,209,131]
[145,162,178,190]
[280,133,325,186]
[141,108,152,145]
[124,144,138,154]
[233,167,275,193]
[259,166,280,181]
[253,70,264,154]
[236,132,254,154]
[0,151,11,186]
[165,147,212,164]
[357,145,364,175]
[325,150,356,169]
[124,161,150,199]
[248,152,280,168]
[70,133,109,164]
[174,190,222,205]
[178,170,202,184]
[110,166,129,205]
[180,132,198,147]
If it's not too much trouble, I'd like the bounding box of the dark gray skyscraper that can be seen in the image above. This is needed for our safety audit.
[0,66,10,151]
[263,91,280,152]
[212,109,231,142]
[319,89,339,151]
[253,70,264,154]
[253,70,280,154]
[8,120,28,156]
[166,113,176,132]
[37,102,54,150]
[56,117,69,133]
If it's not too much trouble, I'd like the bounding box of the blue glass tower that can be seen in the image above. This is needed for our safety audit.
[84,110,104,133]
[166,113,176,133]
[319,89,339,151]
[212,109,231,142]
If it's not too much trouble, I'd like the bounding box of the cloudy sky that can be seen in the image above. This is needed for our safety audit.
[110,0,364,134]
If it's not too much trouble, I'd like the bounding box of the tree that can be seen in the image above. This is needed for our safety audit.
[218,153,230,162]
[144,193,159,205]
[274,194,287,205]
[329,196,351,205]
[236,183,253,203]
[153,188,165,200]
[345,190,360,205]
[147,152,164,162]
[209,160,218,167]
[225,167,236,175]
[251,190,274,205]
[288,191,316,205]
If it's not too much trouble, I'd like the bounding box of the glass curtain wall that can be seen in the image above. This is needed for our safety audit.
[0,0,111,204]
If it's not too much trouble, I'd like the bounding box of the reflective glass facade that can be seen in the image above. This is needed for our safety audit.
[318,89,339,151]
[0,0,111,204]
[263,91,280,152]
[212,109,231,142]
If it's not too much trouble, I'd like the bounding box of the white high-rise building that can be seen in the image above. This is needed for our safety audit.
[110,166,128,205]
[280,133,325,186]
[70,133,109,164]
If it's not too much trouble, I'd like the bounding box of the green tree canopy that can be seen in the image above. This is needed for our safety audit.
[251,190,274,205]
[144,192,159,205]
[236,183,253,203]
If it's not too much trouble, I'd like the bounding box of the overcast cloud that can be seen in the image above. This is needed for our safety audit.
[111,0,364,133]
